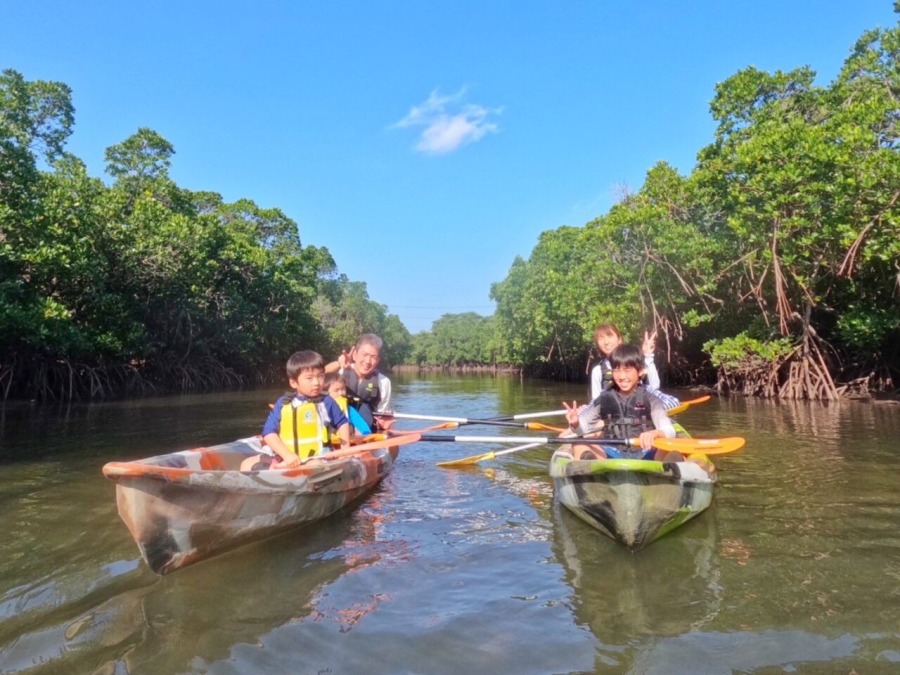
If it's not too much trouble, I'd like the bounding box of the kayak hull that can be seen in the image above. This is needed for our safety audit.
[550,449,715,550]
[102,436,399,574]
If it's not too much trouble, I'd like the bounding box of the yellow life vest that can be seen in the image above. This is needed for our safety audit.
[278,398,332,459]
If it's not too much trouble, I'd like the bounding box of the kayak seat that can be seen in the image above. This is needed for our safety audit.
[574,447,604,461]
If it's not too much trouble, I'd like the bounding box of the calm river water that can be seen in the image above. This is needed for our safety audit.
[0,373,898,674]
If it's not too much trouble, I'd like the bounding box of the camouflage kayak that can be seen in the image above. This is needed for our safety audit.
[549,449,716,550]
[102,433,416,575]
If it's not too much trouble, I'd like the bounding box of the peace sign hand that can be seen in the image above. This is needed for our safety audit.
[642,330,657,356]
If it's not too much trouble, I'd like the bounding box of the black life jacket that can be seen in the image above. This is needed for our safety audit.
[594,387,654,440]
[598,359,613,390]
[343,369,382,428]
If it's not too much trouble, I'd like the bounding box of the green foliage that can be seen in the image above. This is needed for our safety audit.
[0,68,74,163]
[490,161,736,378]
[835,306,899,352]
[104,127,174,181]
[491,227,599,376]
[484,14,899,392]
[680,310,713,329]
[310,279,411,369]
[7,9,900,401]
[410,313,497,366]
[703,333,794,369]
[695,23,900,352]
[0,69,403,399]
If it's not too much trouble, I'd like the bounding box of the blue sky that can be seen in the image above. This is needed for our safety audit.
[2,1,896,333]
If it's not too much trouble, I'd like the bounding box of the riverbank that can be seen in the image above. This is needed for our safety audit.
[391,364,522,374]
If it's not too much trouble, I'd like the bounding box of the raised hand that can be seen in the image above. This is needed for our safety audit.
[338,346,356,370]
[562,400,581,430]
[642,330,657,356]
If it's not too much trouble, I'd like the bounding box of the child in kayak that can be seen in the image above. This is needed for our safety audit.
[589,323,680,409]
[324,371,372,435]
[242,351,351,470]
[566,343,678,461]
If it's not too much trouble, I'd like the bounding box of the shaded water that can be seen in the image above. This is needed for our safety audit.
[0,374,898,673]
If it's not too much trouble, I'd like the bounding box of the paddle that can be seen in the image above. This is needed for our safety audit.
[652,436,744,455]
[665,395,712,416]
[416,433,746,455]
[378,412,564,432]
[377,411,566,423]
[437,442,544,468]
[485,409,567,421]
[308,432,423,461]
[492,399,708,419]
[385,421,466,434]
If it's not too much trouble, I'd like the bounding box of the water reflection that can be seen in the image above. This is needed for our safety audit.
[0,508,382,673]
[1,380,899,673]
[470,395,900,673]
[552,502,723,643]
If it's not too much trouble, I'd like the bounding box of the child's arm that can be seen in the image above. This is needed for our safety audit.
[261,401,300,468]
[325,397,352,444]
[335,423,351,448]
[562,401,604,437]
[642,331,661,389]
[639,396,676,448]
[264,432,301,468]
[643,356,661,390]
[589,364,603,400]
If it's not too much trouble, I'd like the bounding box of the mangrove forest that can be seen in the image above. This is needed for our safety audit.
[2,11,898,402]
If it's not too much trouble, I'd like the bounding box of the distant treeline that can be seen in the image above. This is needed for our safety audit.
[410,15,899,400]
[0,69,412,401]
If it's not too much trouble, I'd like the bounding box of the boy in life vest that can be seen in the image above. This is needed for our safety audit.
[564,344,678,461]
[588,323,680,410]
[243,351,351,470]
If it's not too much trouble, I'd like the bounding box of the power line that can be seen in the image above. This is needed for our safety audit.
[388,305,495,309]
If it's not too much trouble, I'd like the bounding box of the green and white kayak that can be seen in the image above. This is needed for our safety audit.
[549,449,716,550]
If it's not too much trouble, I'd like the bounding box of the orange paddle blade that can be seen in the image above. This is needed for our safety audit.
[436,451,497,467]
[437,441,546,468]
[524,422,567,433]
[666,395,712,415]
[652,436,745,455]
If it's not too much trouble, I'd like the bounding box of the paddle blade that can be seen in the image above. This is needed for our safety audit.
[437,441,546,468]
[437,451,497,468]
[666,395,712,415]
[652,436,745,455]
[524,422,566,433]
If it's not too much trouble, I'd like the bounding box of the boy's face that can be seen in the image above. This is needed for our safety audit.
[290,367,325,398]
[327,380,347,398]
[596,331,622,356]
[611,364,645,394]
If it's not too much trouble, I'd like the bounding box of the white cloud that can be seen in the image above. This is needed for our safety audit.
[394,88,501,155]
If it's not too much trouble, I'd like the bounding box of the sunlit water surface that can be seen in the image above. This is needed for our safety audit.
[1,374,898,673]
